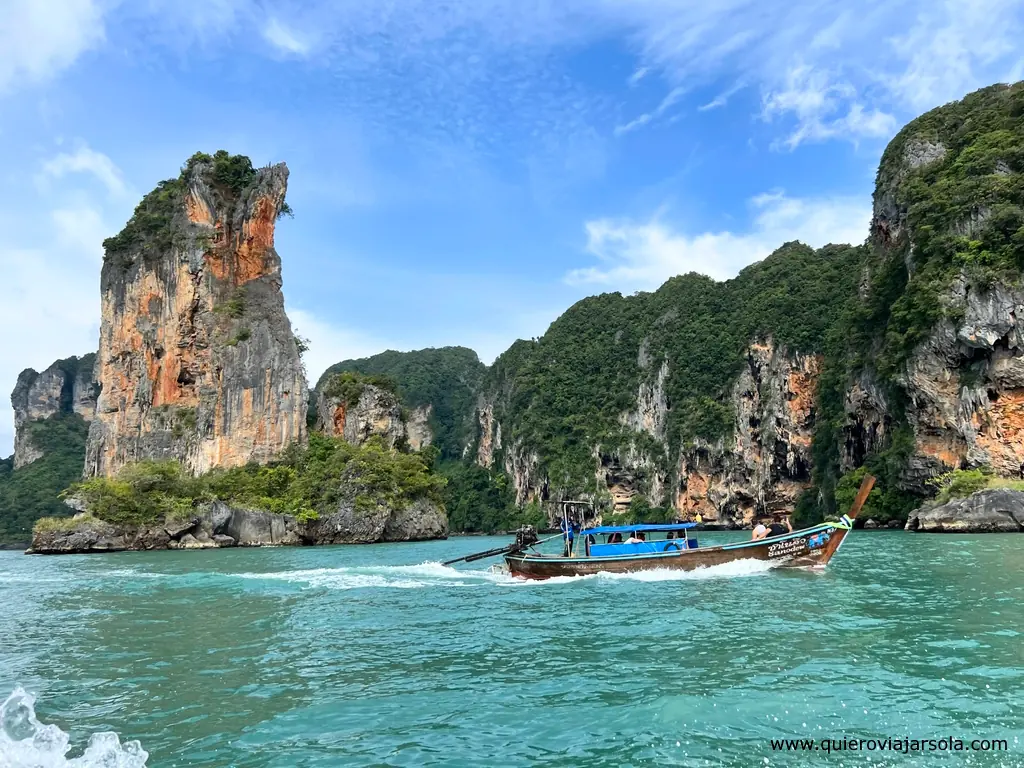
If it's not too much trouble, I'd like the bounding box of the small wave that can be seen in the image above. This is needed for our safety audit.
[0,687,147,767]
[102,570,167,580]
[234,561,513,590]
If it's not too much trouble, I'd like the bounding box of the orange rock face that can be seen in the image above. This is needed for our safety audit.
[675,340,820,527]
[85,156,307,477]
[844,279,1024,491]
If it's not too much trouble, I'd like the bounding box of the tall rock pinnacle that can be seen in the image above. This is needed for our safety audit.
[85,151,307,477]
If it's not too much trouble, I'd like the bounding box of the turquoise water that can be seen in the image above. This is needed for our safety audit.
[1,531,1022,766]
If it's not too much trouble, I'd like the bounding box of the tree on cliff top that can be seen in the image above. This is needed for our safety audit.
[101,150,288,260]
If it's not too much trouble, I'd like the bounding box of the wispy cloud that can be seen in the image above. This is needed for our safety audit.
[263,17,311,56]
[605,0,1022,146]
[40,144,130,197]
[0,0,105,91]
[615,85,687,136]
[698,81,746,112]
[761,64,897,149]
[36,0,1020,152]
[566,191,870,291]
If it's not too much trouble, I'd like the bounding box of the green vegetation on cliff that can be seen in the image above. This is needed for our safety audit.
[102,150,280,260]
[0,415,89,544]
[318,347,486,460]
[321,371,399,406]
[55,434,445,529]
[865,82,1024,377]
[806,82,1024,523]
[484,242,865,497]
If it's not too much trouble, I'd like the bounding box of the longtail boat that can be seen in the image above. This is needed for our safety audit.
[498,475,875,580]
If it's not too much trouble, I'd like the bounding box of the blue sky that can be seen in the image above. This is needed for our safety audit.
[1,0,1023,455]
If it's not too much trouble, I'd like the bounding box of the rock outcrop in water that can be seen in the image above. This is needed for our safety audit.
[29,497,447,554]
[11,355,97,468]
[906,489,1024,532]
[84,152,307,478]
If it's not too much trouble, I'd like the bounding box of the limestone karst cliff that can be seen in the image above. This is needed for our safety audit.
[469,242,861,527]
[315,376,409,449]
[2,355,98,543]
[316,347,484,460]
[675,341,820,526]
[812,81,1024,522]
[11,355,97,468]
[84,151,308,477]
[8,83,1024,542]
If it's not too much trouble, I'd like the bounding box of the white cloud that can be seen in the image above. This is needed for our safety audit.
[0,0,105,91]
[566,191,870,291]
[286,307,393,385]
[615,85,687,135]
[602,0,1022,145]
[888,0,1024,111]
[263,17,311,56]
[762,64,898,149]
[0,146,128,456]
[40,145,129,198]
[0,205,104,456]
[698,81,745,112]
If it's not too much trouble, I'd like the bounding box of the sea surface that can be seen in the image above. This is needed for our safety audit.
[0,531,1021,767]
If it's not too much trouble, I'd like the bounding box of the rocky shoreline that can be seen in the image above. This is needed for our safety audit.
[906,489,1024,533]
[28,500,448,555]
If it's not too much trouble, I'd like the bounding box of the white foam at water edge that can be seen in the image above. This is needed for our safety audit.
[230,558,781,590]
[0,687,148,767]
[502,557,781,586]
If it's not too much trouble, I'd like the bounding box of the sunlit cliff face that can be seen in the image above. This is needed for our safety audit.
[85,157,307,478]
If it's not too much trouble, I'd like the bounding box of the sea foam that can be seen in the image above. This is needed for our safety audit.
[0,687,148,767]
[230,556,780,591]
[235,561,512,590]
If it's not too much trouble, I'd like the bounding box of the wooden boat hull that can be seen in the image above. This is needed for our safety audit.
[505,522,851,580]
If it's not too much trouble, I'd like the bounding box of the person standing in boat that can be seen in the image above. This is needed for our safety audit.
[560,518,577,556]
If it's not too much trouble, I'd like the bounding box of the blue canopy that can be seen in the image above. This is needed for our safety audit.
[580,523,696,535]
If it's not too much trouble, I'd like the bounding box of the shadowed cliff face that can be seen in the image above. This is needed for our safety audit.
[316,384,407,449]
[11,355,97,469]
[474,338,819,526]
[85,154,307,477]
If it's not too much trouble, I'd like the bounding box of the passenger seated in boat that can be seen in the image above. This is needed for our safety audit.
[766,515,792,537]
[751,523,768,541]
[624,532,643,544]
[607,532,623,543]
[666,531,676,539]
